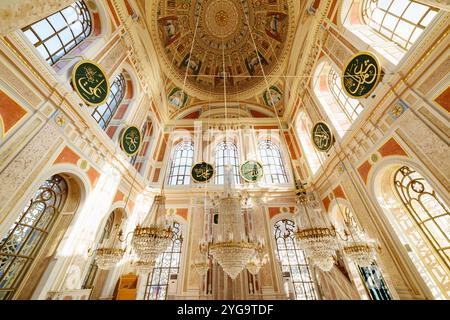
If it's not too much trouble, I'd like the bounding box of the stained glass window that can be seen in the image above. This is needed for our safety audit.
[168,141,194,185]
[259,140,288,184]
[144,222,182,300]
[214,142,240,185]
[362,0,438,51]
[91,74,126,130]
[394,165,450,269]
[358,262,392,300]
[274,219,317,300]
[22,1,92,65]
[0,175,67,300]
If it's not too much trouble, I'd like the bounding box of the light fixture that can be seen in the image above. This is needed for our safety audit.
[94,247,125,270]
[294,183,339,272]
[131,195,174,263]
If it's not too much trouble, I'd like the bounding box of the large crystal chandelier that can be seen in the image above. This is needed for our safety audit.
[131,195,173,265]
[208,195,259,279]
[94,247,125,270]
[203,166,261,279]
[134,260,156,274]
[338,223,377,267]
[246,243,268,275]
[294,183,339,272]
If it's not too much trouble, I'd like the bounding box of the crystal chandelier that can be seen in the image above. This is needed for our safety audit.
[343,242,376,267]
[246,245,268,275]
[202,166,262,280]
[131,195,173,262]
[192,260,210,276]
[134,259,156,274]
[94,247,125,270]
[294,183,339,272]
[209,241,259,279]
[337,222,377,267]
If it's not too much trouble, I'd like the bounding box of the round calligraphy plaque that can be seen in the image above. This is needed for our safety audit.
[191,162,214,183]
[311,121,335,153]
[342,51,381,99]
[240,160,264,183]
[120,126,142,157]
[72,60,110,106]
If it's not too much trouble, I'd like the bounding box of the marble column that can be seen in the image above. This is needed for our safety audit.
[0,0,74,35]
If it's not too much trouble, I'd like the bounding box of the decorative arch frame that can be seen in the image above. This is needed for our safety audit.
[0,163,91,300]
[367,155,449,299]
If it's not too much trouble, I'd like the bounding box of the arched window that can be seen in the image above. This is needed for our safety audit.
[0,175,67,300]
[168,141,194,186]
[314,61,364,136]
[22,1,92,65]
[362,0,439,51]
[145,222,182,300]
[295,112,324,175]
[393,166,450,269]
[215,142,240,185]
[259,140,288,184]
[82,212,115,290]
[274,219,317,300]
[91,74,126,130]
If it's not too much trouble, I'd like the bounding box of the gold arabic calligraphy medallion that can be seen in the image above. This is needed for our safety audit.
[240,161,264,183]
[191,162,214,183]
[72,60,110,106]
[342,51,381,99]
[311,121,335,152]
[120,126,142,157]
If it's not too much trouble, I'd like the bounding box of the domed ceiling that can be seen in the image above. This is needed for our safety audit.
[149,0,295,101]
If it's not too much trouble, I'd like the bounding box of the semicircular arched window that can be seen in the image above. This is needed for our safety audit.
[91,73,126,130]
[259,140,288,184]
[168,141,194,186]
[214,141,240,185]
[362,0,439,51]
[393,165,450,269]
[0,175,68,300]
[22,1,92,65]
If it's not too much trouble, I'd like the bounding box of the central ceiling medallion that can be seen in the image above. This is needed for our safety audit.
[205,1,238,38]
[151,0,295,100]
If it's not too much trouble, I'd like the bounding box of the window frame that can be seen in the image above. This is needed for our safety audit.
[258,140,288,184]
[0,175,67,300]
[91,73,126,130]
[214,141,241,185]
[168,141,194,186]
[274,219,317,300]
[144,222,183,300]
[22,1,93,65]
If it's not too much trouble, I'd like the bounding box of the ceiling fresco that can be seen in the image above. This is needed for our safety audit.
[149,0,295,102]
